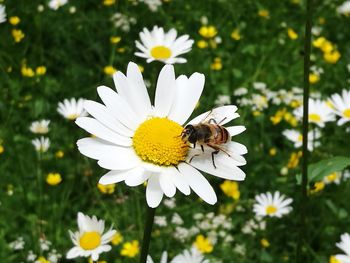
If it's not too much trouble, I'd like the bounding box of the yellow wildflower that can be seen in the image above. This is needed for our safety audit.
[230,29,241,40]
[323,50,341,64]
[287,151,302,169]
[103,0,116,5]
[97,183,116,194]
[0,145,4,154]
[104,65,117,75]
[120,240,139,258]
[329,256,341,263]
[253,111,261,116]
[287,28,298,40]
[9,16,20,25]
[55,150,64,158]
[210,57,222,71]
[197,40,208,49]
[110,36,121,44]
[290,100,301,108]
[111,232,123,245]
[312,37,326,48]
[309,181,325,194]
[117,47,125,53]
[21,65,35,77]
[309,73,320,84]
[12,29,25,43]
[36,257,49,263]
[269,148,277,156]
[220,180,240,200]
[320,41,333,53]
[199,26,217,38]
[318,17,326,25]
[261,238,270,248]
[194,235,213,254]
[36,66,47,76]
[258,9,270,18]
[46,173,62,186]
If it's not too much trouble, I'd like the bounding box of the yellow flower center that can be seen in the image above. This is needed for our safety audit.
[132,117,188,166]
[266,205,277,215]
[343,109,350,118]
[326,172,338,182]
[67,114,79,120]
[150,46,172,60]
[297,134,303,142]
[79,232,101,250]
[309,113,321,122]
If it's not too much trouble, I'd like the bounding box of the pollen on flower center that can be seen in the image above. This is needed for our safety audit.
[343,109,350,118]
[79,231,101,250]
[309,113,321,122]
[132,117,188,166]
[150,46,172,59]
[266,205,277,215]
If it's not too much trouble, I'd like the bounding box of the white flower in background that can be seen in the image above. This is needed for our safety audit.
[57,98,87,120]
[334,233,350,262]
[330,89,350,125]
[32,137,50,153]
[0,5,6,23]
[8,237,25,250]
[233,87,248,97]
[251,94,268,110]
[139,0,162,12]
[39,237,51,251]
[163,198,176,209]
[135,26,194,64]
[214,95,231,106]
[253,82,267,91]
[282,129,321,151]
[66,212,116,261]
[171,213,184,225]
[47,249,62,263]
[110,12,136,32]
[337,1,350,15]
[27,250,36,261]
[171,247,209,263]
[253,191,293,218]
[147,251,168,263]
[48,0,68,10]
[30,120,50,134]
[154,216,167,227]
[76,62,247,208]
[323,171,342,185]
[294,98,335,127]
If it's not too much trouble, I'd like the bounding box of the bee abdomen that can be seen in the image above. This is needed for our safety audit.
[211,125,229,144]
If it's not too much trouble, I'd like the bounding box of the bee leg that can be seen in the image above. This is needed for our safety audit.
[218,117,227,125]
[193,142,196,149]
[189,154,200,163]
[211,150,219,169]
[208,118,217,124]
[201,145,204,152]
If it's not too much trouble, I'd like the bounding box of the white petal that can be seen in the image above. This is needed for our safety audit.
[66,247,82,259]
[178,163,217,205]
[168,73,205,125]
[124,168,151,186]
[188,105,239,125]
[168,166,191,195]
[99,170,130,184]
[226,126,246,137]
[146,174,164,208]
[75,117,132,146]
[159,172,176,197]
[154,65,176,117]
[97,152,141,170]
[226,141,248,155]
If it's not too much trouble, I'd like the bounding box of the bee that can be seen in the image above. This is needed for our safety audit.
[181,116,231,169]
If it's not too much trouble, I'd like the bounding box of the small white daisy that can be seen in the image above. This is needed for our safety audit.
[76,62,247,208]
[330,89,350,126]
[337,1,350,15]
[294,98,335,127]
[334,233,350,262]
[253,191,293,218]
[0,5,6,23]
[135,26,194,64]
[147,251,168,263]
[323,171,342,185]
[32,137,50,153]
[66,212,116,261]
[29,120,50,134]
[8,237,25,250]
[57,98,87,120]
[282,129,321,151]
[171,247,209,263]
[48,0,68,10]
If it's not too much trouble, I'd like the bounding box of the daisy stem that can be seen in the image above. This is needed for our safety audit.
[296,0,313,261]
[139,206,156,263]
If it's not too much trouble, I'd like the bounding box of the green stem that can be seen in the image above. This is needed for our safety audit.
[139,206,156,263]
[296,0,313,261]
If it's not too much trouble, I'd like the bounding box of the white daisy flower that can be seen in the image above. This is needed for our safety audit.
[76,62,247,208]
[9,237,25,250]
[337,1,350,15]
[57,98,87,120]
[147,251,168,263]
[330,89,350,126]
[253,191,293,218]
[135,26,194,64]
[66,212,116,261]
[29,120,50,134]
[335,233,350,262]
[323,171,342,185]
[48,0,68,10]
[0,5,6,23]
[294,98,335,127]
[171,247,209,263]
[32,137,50,153]
[282,129,321,151]
[139,0,162,12]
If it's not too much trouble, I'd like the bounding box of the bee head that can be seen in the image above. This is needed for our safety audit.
[181,125,196,143]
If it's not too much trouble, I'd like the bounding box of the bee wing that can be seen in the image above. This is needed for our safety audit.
[187,105,239,125]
